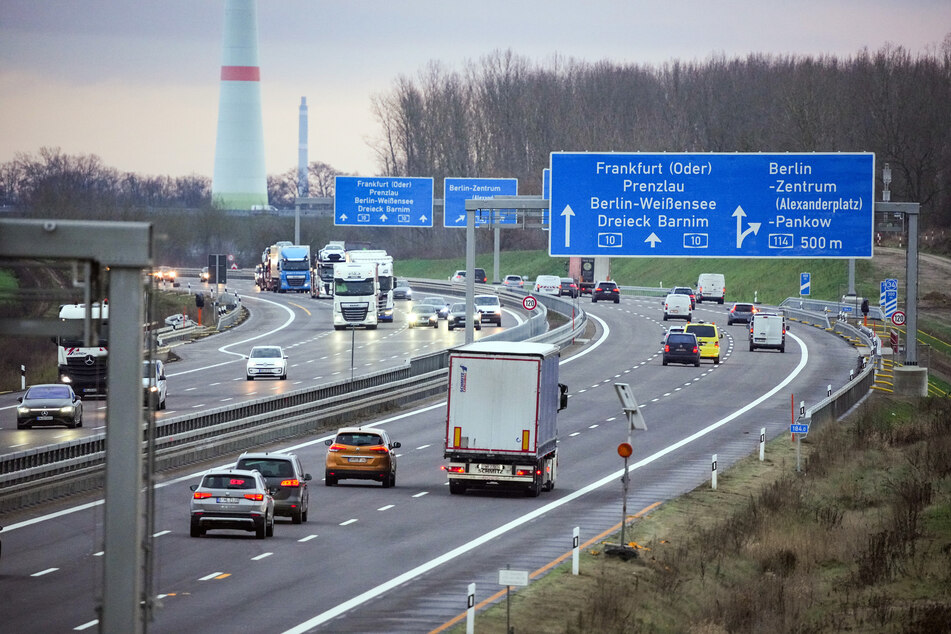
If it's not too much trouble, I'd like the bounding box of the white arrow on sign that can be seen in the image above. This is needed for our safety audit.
[455,214,465,224]
[645,232,662,248]
[733,206,761,248]
[561,205,575,248]
[419,215,428,223]
[339,214,348,222]
[380,214,388,222]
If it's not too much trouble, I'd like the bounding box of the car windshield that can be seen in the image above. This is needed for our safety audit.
[450,303,466,312]
[236,458,294,478]
[335,432,384,447]
[396,281,410,288]
[142,363,158,378]
[474,297,498,306]
[335,279,376,296]
[202,474,258,490]
[688,325,717,338]
[251,348,282,358]
[26,385,70,399]
[423,297,445,305]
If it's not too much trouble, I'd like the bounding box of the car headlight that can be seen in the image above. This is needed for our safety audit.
[60,406,74,414]
[17,406,28,414]
[60,375,72,383]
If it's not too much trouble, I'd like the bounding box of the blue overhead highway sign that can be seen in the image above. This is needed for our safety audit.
[335,176,433,227]
[444,178,518,227]
[549,152,874,258]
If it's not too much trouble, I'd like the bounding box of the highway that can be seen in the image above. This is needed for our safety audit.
[0,284,861,632]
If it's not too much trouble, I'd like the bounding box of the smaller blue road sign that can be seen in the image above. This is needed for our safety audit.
[790,424,809,434]
[444,178,518,228]
[800,272,811,296]
[335,176,433,227]
[880,279,898,317]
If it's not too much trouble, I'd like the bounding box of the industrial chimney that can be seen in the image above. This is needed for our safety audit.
[298,97,309,198]
[211,0,267,209]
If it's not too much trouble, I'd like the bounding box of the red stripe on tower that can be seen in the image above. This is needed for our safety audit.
[220,66,260,81]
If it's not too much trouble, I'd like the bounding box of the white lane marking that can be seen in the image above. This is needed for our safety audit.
[252,553,273,561]
[152,530,171,538]
[377,505,394,511]
[31,568,58,577]
[340,519,358,526]
[589,424,599,429]
[569,432,580,437]
[74,620,99,631]
[198,572,223,581]
[185,387,196,391]
[93,551,103,557]
[220,398,233,402]
[282,330,809,634]
[412,492,428,498]
[298,535,318,542]
[417,444,431,450]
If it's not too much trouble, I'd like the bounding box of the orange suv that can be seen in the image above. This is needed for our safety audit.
[324,427,401,488]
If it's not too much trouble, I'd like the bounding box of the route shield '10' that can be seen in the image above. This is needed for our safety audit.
[548,152,874,258]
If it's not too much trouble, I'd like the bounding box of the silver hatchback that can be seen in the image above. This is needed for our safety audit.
[190,469,275,539]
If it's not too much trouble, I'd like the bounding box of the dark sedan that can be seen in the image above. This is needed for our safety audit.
[447,303,482,331]
[728,302,758,325]
[16,384,84,429]
[662,332,701,367]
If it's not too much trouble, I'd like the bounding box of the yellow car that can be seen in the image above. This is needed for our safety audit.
[324,427,401,487]
[684,322,723,364]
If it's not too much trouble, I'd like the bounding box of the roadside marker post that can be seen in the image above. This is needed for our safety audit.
[572,527,580,575]
[711,454,718,490]
[466,583,475,634]
[759,427,766,462]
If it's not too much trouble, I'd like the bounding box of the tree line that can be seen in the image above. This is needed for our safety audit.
[2,40,949,263]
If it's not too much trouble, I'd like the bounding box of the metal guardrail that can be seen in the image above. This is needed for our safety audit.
[0,282,585,512]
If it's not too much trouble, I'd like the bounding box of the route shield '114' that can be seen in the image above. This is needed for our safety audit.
[549,152,874,258]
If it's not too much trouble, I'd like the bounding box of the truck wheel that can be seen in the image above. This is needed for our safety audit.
[449,481,466,495]
[525,481,541,497]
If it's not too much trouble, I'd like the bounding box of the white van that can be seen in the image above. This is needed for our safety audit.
[533,275,561,296]
[663,294,692,321]
[696,273,725,304]
[749,312,786,352]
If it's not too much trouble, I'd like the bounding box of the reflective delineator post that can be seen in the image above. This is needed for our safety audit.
[711,454,718,490]
[466,583,476,634]
[572,526,580,575]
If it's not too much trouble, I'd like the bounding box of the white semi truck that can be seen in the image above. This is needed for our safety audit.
[312,241,347,298]
[56,302,109,396]
[347,250,395,322]
[443,342,567,496]
[332,262,379,330]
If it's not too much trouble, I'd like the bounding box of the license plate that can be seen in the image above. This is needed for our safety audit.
[348,457,367,463]
[37,416,53,421]
[478,464,504,474]
[216,497,240,504]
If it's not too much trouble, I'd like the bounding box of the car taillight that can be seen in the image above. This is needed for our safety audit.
[280,479,300,487]
[193,491,212,499]
[328,443,345,452]
[369,446,388,453]
[664,344,671,352]
[693,346,699,353]
[714,341,719,348]
[244,493,265,501]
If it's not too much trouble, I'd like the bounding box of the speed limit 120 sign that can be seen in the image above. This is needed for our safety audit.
[891,310,906,326]
[522,295,538,311]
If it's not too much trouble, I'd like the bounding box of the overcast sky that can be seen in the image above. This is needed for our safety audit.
[1,1,948,180]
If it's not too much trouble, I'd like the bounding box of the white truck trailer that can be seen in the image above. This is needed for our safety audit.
[444,342,567,497]
[332,261,379,330]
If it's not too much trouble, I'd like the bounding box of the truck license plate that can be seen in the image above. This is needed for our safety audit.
[478,464,504,474]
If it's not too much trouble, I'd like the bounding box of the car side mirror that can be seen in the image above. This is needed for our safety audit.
[17,397,23,403]
[189,484,198,491]
[390,441,402,449]
[558,383,568,411]
[324,439,332,446]
[159,373,166,380]
[304,474,312,481]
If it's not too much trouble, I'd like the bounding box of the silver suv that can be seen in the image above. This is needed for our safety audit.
[190,468,275,539]
[235,452,312,524]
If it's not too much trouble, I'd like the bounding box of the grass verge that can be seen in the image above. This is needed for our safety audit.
[456,394,951,633]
